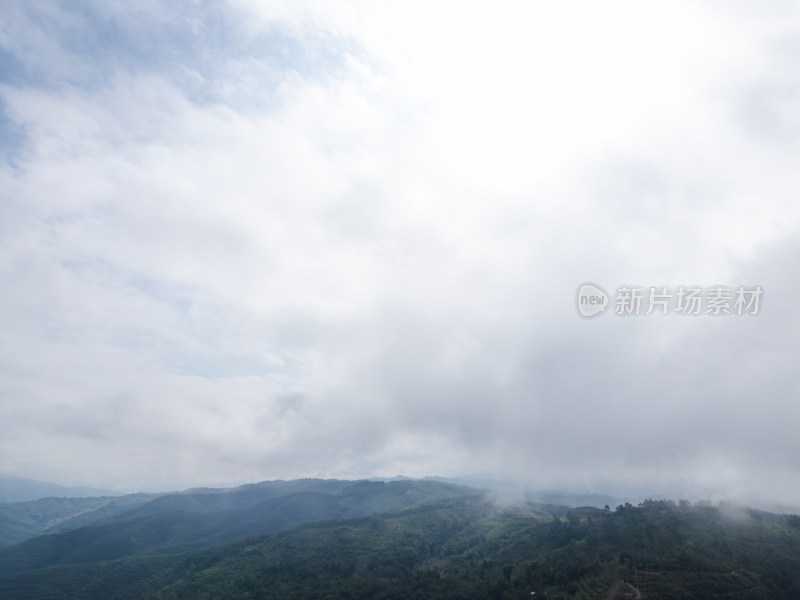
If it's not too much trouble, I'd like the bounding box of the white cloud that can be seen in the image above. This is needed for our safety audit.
[0,0,798,505]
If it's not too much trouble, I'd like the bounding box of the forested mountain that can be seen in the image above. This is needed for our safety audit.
[0,494,161,549]
[0,480,798,599]
[0,479,473,593]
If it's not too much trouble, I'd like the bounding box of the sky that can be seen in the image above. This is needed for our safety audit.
[1,1,799,506]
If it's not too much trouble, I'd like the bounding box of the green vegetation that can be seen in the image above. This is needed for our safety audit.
[1,482,799,599]
[0,494,159,548]
[138,499,800,600]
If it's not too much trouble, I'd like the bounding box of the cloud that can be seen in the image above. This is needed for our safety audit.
[0,0,798,507]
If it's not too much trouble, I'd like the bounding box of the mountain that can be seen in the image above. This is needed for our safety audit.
[0,493,161,549]
[0,480,798,599]
[0,479,473,578]
[0,475,118,503]
[138,499,800,600]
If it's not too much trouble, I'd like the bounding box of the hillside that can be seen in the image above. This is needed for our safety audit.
[0,479,473,580]
[0,494,161,549]
[0,481,798,599]
[140,500,800,600]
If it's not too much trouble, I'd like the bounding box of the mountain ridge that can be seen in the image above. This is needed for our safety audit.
[0,475,118,503]
[1,479,799,599]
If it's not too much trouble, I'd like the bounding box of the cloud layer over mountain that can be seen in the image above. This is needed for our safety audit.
[1,1,799,505]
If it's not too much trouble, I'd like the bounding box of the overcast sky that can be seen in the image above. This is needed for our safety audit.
[1,1,799,506]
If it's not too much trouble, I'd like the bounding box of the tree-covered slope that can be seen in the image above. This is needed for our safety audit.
[1,482,799,600]
[0,494,160,549]
[0,479,473,577]
[136,499,800,600]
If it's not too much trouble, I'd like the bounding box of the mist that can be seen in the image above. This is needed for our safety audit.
[1,1,799,509]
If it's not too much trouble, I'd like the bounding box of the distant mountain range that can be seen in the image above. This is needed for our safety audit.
[0,475,619,551]
[0,478,798,599]
[0,478,474,555]
[0,474,118,503]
